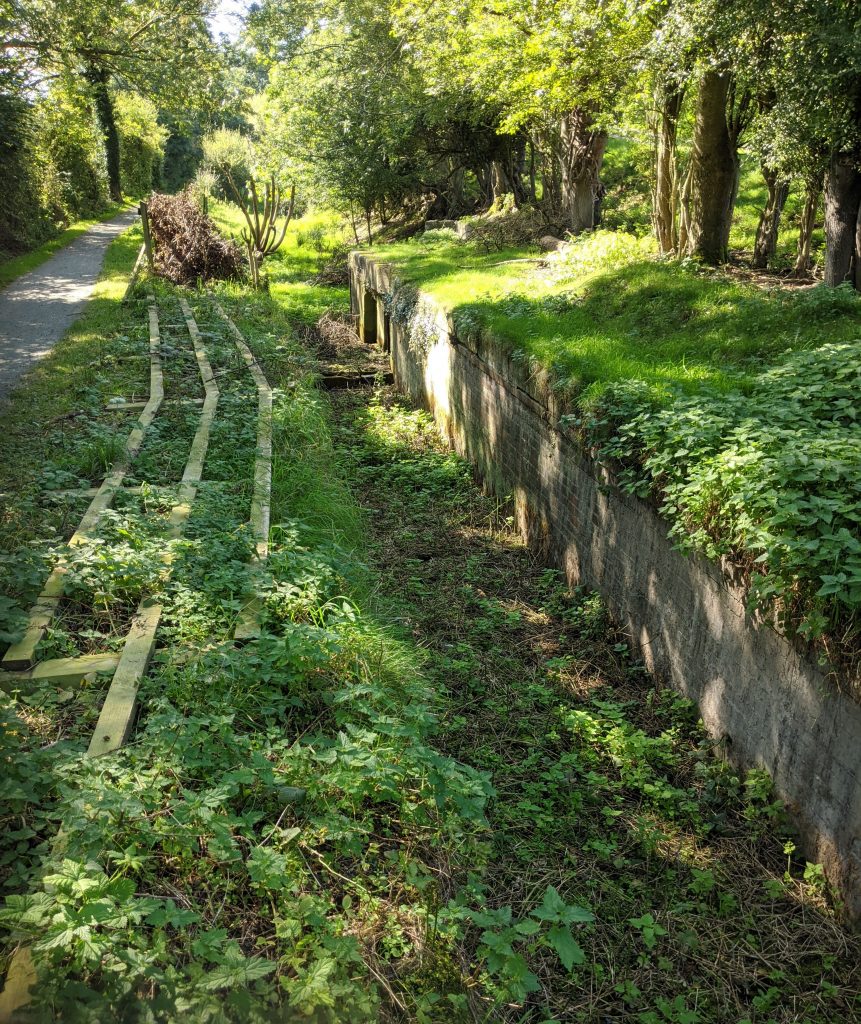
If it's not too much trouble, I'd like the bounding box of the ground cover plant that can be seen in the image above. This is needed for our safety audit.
[371,228,861,672]
[326,380,861,1023]
[0,221,489,1021]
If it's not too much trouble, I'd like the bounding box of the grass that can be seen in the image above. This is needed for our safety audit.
[729,152,825,263]
[0,215,482,1020]
[210,201,350,323]
[600,136,826,268]
[370,226,861,663]
[371,231,861,398]
[0,204,128,292]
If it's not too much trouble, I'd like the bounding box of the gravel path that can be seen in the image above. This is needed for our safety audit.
[0,210,138,400]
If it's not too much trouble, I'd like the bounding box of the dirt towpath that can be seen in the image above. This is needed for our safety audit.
[0,210,138,400]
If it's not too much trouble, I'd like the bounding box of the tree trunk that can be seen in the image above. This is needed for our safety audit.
[752,166,790,268]
[86,64,122,202]
[557,109,607,234]
[653,84,684,254]
[824,151,861,287]
[856,202,861,291]
[447,164,466,218]
[476,165,492,208]
[685,71,738,264]
[490,161,511,204]
[794,176,821,275]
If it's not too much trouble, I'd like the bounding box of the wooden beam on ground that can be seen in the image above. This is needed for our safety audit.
[85,603,160,755]
[2,299,165,671]
[320,370,393,390]
[0,653,121,693]
[208,295,273,640]
[0,947,35,1023]
[122,243,146,303]
[86,298,219,757]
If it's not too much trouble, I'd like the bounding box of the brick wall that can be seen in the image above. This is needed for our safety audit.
[350,252,861,919]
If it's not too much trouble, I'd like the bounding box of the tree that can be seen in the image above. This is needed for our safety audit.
[114,93,167,197]
[394,0,657,233]
[259,0,434,239]
[2,0,218,199]
[740,0,861,284]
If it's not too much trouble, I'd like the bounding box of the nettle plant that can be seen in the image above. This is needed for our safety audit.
[580,337,861,651]
[447,885,594,1004]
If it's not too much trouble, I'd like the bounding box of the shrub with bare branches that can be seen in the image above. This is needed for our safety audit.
[146,190,244,285]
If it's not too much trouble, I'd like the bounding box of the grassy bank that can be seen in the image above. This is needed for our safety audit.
[0,204,128,292]
[371,229,861,670]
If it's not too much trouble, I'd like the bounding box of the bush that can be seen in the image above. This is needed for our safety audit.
[147,191,244,285]
[0,80,110,256]
[0,93,53,254]
[201,127,253,201]
[115,93,167,199]
[36,83,109,220]
[587,328,861,652]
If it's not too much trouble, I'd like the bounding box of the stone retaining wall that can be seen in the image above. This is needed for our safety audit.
[349,251,861,919]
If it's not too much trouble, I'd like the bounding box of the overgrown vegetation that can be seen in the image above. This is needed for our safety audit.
[374,228,861,666]
[329,383,861,1022]
[1,221,859,1022]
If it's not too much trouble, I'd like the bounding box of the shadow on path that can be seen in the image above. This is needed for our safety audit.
[0,210,138,399]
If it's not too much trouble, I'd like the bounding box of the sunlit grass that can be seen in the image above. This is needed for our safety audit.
[371,233,861,399]
[210,200,350,322]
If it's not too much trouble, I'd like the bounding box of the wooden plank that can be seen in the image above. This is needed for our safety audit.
[105,397,203,412]
[86,602,160,755]
[139,201,153,272]
[2,299,165,671]
[320,371,393,390]
[208,296,273,640]
[0,947,35,1023]
[122,243,146,303]
[87,299,219,757]
[0,653,121,693]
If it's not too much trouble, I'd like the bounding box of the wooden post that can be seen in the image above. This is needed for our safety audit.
[138,201,154,272]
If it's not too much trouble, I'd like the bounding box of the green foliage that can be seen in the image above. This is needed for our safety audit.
[201,127,254,200]
[262,3,430,227]
[37,81,110,218]
[114,93,167,198]
[0,78,111,257]
[0,91,55,254]
[586,325,861,646]
[378,235,861,657]
[329,386,861,1021]
[1,203,859,1020]
[552,229,657,279]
